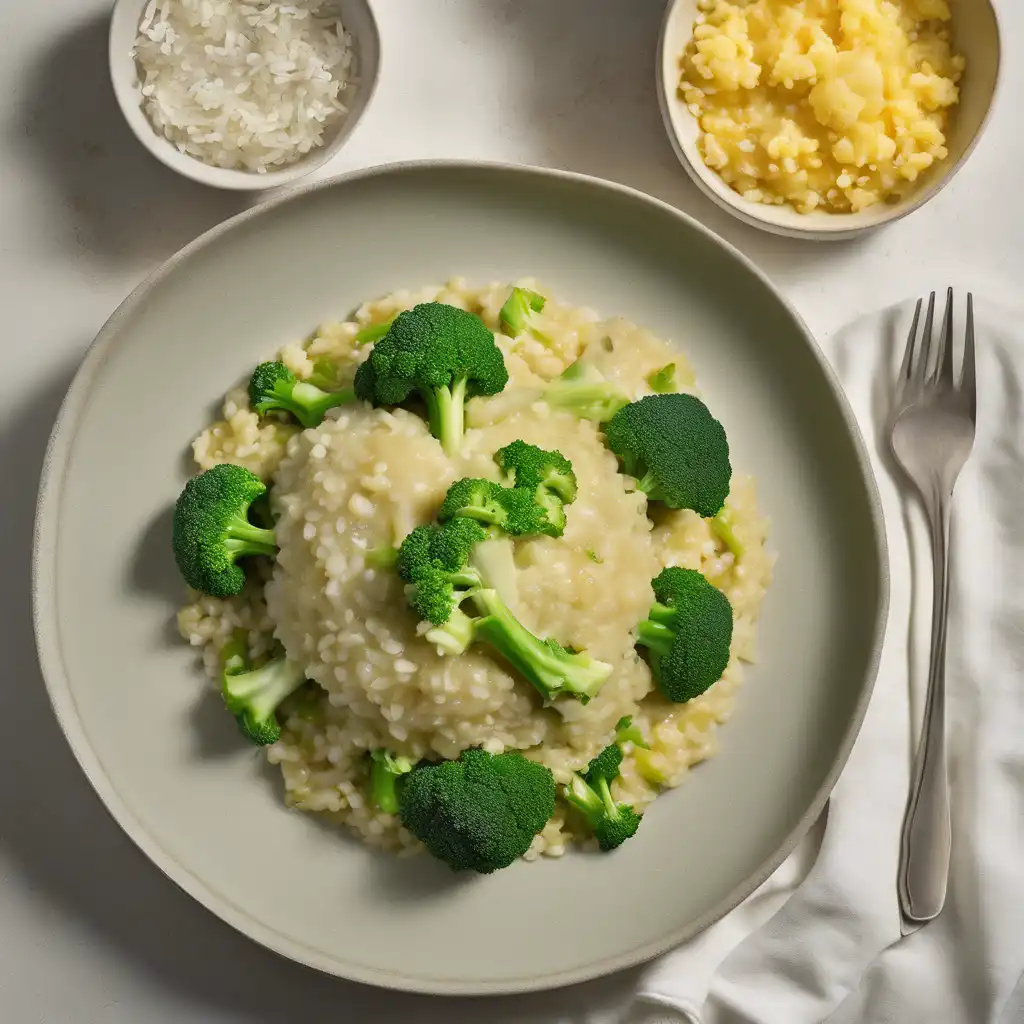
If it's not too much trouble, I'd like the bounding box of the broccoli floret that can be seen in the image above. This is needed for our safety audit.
[635,567,733,703]
[436,477,552,538]
[563,741,642,851]
[604,394,731,517]
[172,464,277,597]
[710,506,745,557]
[248,361,355,429]
[647,363,677,393]
[397,519,487,628]
[615,714,650,749]
[220,633,306,745]
[353,302,509,456]
[495,440,578,537]
[499,287,549,342]
[396,521,612,702]
[369,749,414,814]
[398,748,556,873]
[495,440,577,501]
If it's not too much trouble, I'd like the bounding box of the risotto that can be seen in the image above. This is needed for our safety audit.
[176,279,774,862]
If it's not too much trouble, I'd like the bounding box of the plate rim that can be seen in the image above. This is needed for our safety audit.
[31,159,890,995]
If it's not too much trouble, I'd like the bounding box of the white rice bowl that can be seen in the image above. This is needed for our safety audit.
[177,279,774,861]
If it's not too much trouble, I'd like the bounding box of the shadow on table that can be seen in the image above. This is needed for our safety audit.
[468,0,871,289]
[0,374,642,1023]
[11,11,248,268]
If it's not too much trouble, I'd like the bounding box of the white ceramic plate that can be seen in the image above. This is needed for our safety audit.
[33,162,887,994]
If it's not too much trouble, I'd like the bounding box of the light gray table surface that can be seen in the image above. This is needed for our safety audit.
[1,1,1020,1021]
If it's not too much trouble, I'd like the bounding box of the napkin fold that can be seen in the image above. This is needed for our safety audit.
[633,299,1024,1024]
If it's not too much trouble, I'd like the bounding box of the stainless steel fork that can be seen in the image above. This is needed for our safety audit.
[889,289,977,929]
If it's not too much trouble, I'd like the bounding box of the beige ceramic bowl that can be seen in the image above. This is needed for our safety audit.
[657,0,1001,240]
[33,162,887,993]
[108,0,380,191]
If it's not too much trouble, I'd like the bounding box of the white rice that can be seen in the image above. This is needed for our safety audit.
[178,279,775,860]
[132,0,353,172]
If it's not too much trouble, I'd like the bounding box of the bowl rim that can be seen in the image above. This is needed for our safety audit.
[107,0,382,191]
[655,0,1003,240]
[32,159,890,994]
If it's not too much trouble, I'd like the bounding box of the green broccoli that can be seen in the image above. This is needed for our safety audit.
[604,394,731,517]
[710,505,745,557]
[495,440,577,500]
[172,463,277,598]
[635,567,733,703]
[355,318,395,345]
[499,287,549,343]
[220,632,306,745]
[304,357,346,391]
[369,750,414,814]
[495,440,578,537]
[469,590,612,704]
[396,520,612,702]
[436,477,552,539]
[353,302,509,455]
[647,363,678,393]
[365,545,400,570]
[396,518,488,633]
[466,357,628,427]
[398,748,556,873]
[615,714,650,749]
[248,361,355,429]
[563,741,642,851]
[436,443,578,540]
[540,358,629,422]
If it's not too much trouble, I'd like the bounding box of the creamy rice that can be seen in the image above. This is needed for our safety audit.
[177,279,774,859]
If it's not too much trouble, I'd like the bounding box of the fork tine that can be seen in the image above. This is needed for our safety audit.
[915,292,937,386]
[962,292,977,419]
[934,287,955,387]
[898,298,923,389]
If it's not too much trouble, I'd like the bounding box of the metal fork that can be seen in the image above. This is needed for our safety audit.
[890,289,977,929]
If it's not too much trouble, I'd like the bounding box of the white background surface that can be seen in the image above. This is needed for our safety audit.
[0,1,1018,1021]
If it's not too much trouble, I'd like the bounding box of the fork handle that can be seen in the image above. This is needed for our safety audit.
[898,484,953,926]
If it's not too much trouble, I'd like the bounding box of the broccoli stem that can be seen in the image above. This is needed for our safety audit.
[565,773,603,822]
[224,659,303,733]
[355,319,394,345]
[289,381,355,428]
[636,619,674,657]
[372,772,402,815]
[223,512,277,557]
[425,605,477,655]
[544,382,629,422]
[595,776,618,818]
[425,377,468,456]
[369,751,413,815]
[365,546,399,570]
[645,602,677,627]
[635,470,667,502]
[710,507,745,557]
[469,590,610,703]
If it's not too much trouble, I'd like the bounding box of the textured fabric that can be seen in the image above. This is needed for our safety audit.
[632,299,1024,1024]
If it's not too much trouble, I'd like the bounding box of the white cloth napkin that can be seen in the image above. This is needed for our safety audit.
[632,298,1024,1024]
